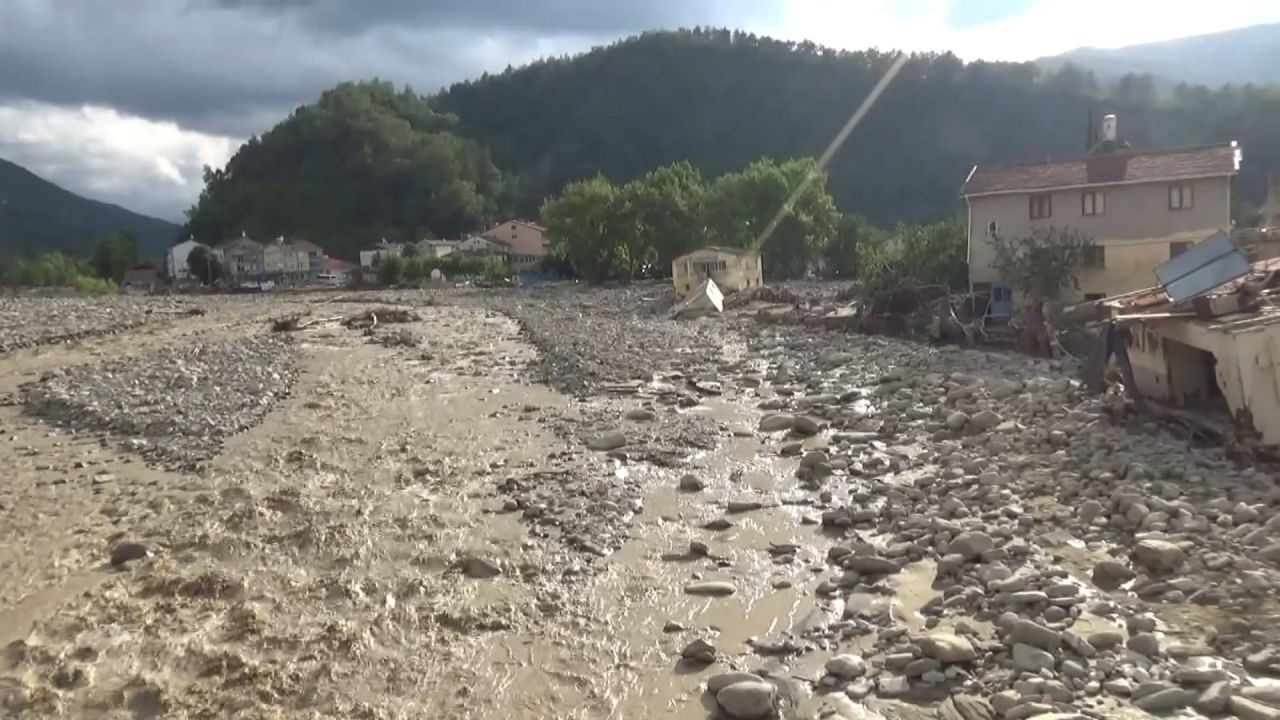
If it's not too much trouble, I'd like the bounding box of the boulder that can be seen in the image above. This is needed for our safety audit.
[1133,539,1186,572]
[919,633,978,663]
[759,414,796,432]
[1091,560,1136,590]
[716,680,777,719]
[948,531,995,560]
[586,431,627,451]
[707,672,764,694]
[685,581,737,597]
[1007,619,1062,651]
[825,654,868,679]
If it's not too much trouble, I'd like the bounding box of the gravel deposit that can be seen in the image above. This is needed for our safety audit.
[20,334,297,467]
[0,295,185,352]
[467,283,731,396]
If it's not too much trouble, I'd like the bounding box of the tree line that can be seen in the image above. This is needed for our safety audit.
[177,29,1280,273]
[0,231,143,293]
[540,155,967,288]
[439,28,1280,225]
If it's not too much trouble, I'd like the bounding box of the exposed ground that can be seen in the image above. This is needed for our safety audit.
[2,286,1279,720]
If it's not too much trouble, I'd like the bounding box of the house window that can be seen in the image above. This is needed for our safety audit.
[1169,183,1194,210]
[1083,245,1105,269]
[1029,194,1052,220]
[1170,241,1192,258]
[1081,191,1105,216]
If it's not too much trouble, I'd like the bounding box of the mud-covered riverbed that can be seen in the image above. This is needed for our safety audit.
[2,287,1279,720]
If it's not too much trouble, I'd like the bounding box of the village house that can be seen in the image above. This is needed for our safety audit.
[214,234,265,281]
[1097,240,1280,447]
[122,266,159,294]
[262,237,311,282]
[455,234,510,257]
[287,238,326,278]
[482,220,549,271]
[359,239,403,268]
[962,114,1240,318]
[672,246,764,297]
[165,238,206,281]
[419,239,458,259]
[320,257,356,284]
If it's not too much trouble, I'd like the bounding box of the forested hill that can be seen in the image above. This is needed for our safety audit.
[186,29,1280,254]
[436,28,1279,224]
[1,158,179,257]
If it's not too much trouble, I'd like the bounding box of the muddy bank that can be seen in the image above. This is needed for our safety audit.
[2,289,1279,720]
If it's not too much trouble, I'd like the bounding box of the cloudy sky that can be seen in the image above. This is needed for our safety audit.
[2,0,1278,221]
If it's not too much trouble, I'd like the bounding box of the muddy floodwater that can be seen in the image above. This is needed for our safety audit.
[2,287,1279,720]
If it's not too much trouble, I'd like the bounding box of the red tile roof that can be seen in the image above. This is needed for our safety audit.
[325,257,356,271]
[288,238,323,253]
[962,143,1239,197]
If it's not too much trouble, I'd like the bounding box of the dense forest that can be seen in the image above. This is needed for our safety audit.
[183,82,507,261]
[438,29,1279,223]
[185,28,1280,261]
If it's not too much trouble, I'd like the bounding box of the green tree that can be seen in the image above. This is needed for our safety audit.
[186,246,224,284]
[540,176,623,283]
[401,242,421,258]
[401,256,425,282]
[702,157,838,279]
[377,255,404,285]
[989,226,1095,304]
[624,161,707,271]
[893,218,968,290]
[183,81,507,260]
[824,213,875,279]
[91,231,139,282]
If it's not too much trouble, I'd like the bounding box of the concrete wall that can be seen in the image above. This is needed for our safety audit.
[970,177,1232,300]
[166,240,204,280]
[672,250,763,296]
[1134,318,1280,444]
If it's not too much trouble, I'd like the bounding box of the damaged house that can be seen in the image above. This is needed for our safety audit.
[962,114,1240,318]
[1096,233,1280,446]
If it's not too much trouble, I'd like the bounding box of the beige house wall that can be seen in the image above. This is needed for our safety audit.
[672,249,763,297]
[484,221,549,269]
[969,177,1232,301]
[1127,318,1280,444]
[263,245,310,277]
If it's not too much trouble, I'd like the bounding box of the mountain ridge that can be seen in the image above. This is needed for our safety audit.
[0,157,180,258]
[1038,23,1280,88]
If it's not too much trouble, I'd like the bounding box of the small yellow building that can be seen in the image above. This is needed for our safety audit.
[672,246,763,297]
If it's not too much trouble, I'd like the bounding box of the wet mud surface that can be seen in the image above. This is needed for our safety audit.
[2,286,1279,719]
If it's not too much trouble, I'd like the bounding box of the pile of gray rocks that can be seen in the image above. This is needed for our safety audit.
[0,295,170,352]
[20,335,297,468]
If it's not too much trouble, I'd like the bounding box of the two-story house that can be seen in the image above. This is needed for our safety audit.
[962,115,1240,316]
[262,237,312,282]
[482,220,549,270]
[214,234,265,281]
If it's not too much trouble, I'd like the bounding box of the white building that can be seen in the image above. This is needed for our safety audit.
[359,240,404,268]
[166,238,207,281]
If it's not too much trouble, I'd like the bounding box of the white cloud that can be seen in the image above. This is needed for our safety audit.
[0,101,237,221]
[776,0,1280,60]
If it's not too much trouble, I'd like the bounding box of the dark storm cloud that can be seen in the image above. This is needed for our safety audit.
[0,0,786,137]
[205,0,786,35]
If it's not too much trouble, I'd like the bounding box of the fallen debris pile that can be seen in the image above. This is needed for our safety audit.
[342,307,420,330]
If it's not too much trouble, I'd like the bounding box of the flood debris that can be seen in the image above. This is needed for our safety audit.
[670,277,724,318]
[341,306,420,329]
[1077,248,1280,457]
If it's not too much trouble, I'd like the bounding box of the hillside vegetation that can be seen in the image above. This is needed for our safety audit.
[184,29,1280,264]
[0,159,179,258]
